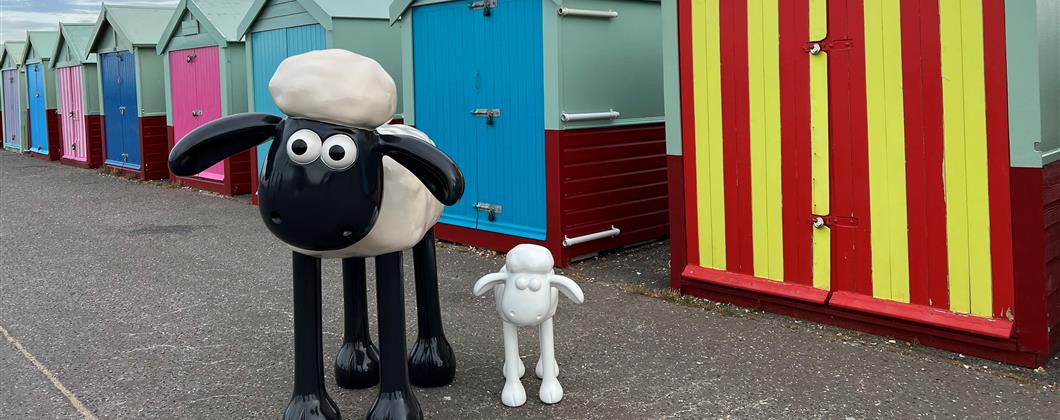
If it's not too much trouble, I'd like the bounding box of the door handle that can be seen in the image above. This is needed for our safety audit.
[470,108,500,125]
[192,110,203,117]
[469,0,497,16]
[118,105,126,115]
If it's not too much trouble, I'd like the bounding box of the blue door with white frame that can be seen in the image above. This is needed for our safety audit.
[413,0,546,240]
[27,63,48,154]
[251,24,325,174]
[101,51,140,168]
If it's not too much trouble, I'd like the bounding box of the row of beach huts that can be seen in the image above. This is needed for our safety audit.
[2,0,1059,368]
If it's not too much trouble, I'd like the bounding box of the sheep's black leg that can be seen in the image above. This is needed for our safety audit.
[335,257,381,389]
[284,252,340,420]
[367,251,422,420]
[408,229,457,387]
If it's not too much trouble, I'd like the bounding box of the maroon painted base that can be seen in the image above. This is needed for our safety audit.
[166,125,252,196]
[26,109,63,161]
[101,115,170,180]
[60,115,104,169]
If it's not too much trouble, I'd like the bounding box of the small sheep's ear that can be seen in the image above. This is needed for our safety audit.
[473,272,507,296]
[378,133,465,205]
[169,113,282,176]
[550,275,585,304]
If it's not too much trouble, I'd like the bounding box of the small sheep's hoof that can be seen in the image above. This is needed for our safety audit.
[500,380,527,407]
[408,336,456,387]
[534,359,559,379]
[283,393,340,420]
[539,379,564,404]
[335,340,380,389]
[367,388,423,420]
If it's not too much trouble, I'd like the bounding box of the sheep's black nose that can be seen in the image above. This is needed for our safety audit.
[270,212,282,225]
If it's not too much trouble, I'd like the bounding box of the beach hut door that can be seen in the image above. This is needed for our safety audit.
[58,66,86,161]
[170,47,223,180]
[27,63,48,154]
[102,51,141,169]
[2,69,19,148]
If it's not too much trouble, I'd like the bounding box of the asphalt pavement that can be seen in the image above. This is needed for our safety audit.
[1,150,1058,419]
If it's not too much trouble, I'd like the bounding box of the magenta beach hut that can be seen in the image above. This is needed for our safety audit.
[51,22,104,169]
[158,0,254,196]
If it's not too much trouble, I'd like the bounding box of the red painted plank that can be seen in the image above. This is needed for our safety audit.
[678,0,700,267]
[829,291,1013,338]
[778,0,813,286]
[683,264,831,304]
[668,156,688,289]
[826,0,873,295]
[1010,167,1050,353]
[720,0,754,274]
[901,0,950,309]
[982,0,1015,320]
[139,115,170,180]
[562,169,668,196]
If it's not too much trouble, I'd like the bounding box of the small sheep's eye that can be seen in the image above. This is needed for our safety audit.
[287,129,321,165]
[321,134,357,170]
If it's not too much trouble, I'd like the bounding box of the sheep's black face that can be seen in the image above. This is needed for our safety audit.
[257,118,384,252]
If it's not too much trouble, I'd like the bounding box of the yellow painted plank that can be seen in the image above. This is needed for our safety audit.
[747,0,784,281]
[809,0,830,290]
[864,0,911,303]
[940,0,972,314]
[692,0,727,270]
[958,0,993,317]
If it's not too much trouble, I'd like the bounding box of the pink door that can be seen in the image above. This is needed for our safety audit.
[58,66,86,161]
[170,46,223,180]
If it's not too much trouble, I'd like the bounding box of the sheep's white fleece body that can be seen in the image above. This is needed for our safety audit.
[290,125,443,258]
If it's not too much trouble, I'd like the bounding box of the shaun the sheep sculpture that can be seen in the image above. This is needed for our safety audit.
[474,244,585,407]
[168,50,462,420]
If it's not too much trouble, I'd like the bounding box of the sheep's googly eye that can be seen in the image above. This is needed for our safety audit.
[514,276,529,290]
[528,278,542,291]
[321,135,358,170]
[287,129,321,165]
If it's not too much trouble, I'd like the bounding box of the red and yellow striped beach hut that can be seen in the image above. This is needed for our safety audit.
[665,0,1059,366]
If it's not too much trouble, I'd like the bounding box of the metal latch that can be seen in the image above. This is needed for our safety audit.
[810,215,859,229]
[192,109,203,117]
[71,143,76,151]
[118,105,126,115]
[185,53,197,63]
[121,152,128,162]
[469,0,497,16]
[474,202,502,222]
[471,108,500,125]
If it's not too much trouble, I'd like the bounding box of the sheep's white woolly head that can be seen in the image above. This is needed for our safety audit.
[269,49,397,130]
[506,244,554,274]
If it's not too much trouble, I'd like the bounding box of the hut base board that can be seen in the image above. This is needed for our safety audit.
[438,123,669,267]
[26,108,62,161]
[101,115,169,180]
[166,126,252,196]
[668,156,1060,368]
[59,115,104,169]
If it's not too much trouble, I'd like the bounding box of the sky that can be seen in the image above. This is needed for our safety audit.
[0,0,177,44]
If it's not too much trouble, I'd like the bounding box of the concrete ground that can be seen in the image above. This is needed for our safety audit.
[1,150,1058,419]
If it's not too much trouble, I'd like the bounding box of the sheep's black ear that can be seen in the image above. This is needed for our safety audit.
[378,133,465,205]
[169,113,283,176]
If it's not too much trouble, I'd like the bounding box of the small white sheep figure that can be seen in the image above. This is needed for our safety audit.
[473,244,585,407]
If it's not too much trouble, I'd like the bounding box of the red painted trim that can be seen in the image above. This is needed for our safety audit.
[720,0,754,274]
[435,222,555,257]
[138,115,170,180]
[981,0,1015,320]
[678,0,700,267]
[250,147,259,205]
[829,291,1013,339]
[26,110,62,161]
[545,130,565,265]
[668,156,687,290]
[901,0,949,309]
[683,265,830,304]
[678,277,1049,367]
[166,125,252,196]
[1010,166,1051,354]
[778,0,813,285]
[827,0,873,295]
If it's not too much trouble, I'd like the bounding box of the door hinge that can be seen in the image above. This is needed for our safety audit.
[806,39,853,54]
[810,214,858,229]
[471,108,500,125]
[474,202,502,222]
[469,0,497,16]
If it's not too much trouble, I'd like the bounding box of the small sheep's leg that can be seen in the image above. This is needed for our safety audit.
[367,251,423,420]
[535,357,559,379]
[335,257,380,389]
[537,318,564,404]
[500,320,527,407]
[283,252,340,420]
[408,229,456,387]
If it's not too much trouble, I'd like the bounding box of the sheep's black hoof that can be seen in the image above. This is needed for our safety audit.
[408,336,456,387]
[367,389,422,420]
[283,393,340,420]
[335,340,380,389]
